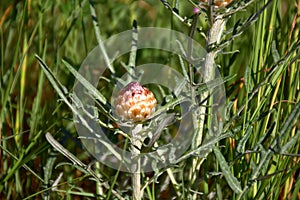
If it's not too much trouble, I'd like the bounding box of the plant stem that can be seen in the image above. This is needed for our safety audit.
[198,15,226,141]
[190,12,226,188]
[95,161,103,198]
[131,124,143,200]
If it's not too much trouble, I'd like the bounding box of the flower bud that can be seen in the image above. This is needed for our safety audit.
[200,0,233,8]
[114,82,157,122]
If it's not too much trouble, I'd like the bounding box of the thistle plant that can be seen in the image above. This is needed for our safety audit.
[114,81,157,199]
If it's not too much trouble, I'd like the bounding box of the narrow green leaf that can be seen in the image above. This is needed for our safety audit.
[128,20,138,69]
[35,55,74,112]
[178,54,190,82]
[254,122,276,150]
[88,0,115,74]
[244,65,253,92]
[177,133,231,162]
[29,62,45,138]
[250,149,273,180]
[43,150,58,200]
[279,101,300,136]
[281,131,300,153]
[237,125,253,153]
[62,59,107,105]
[271,40,280,63]
[291,177,300,200]
[213,146,242,194]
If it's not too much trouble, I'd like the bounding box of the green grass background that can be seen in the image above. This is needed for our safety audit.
[0,0,299,199]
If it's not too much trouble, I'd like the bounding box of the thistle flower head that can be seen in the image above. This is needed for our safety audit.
[200,0,233,8]
[114,82,157,122]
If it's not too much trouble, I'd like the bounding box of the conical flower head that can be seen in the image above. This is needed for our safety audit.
[200,0,233,7]
[114,82,157,122]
